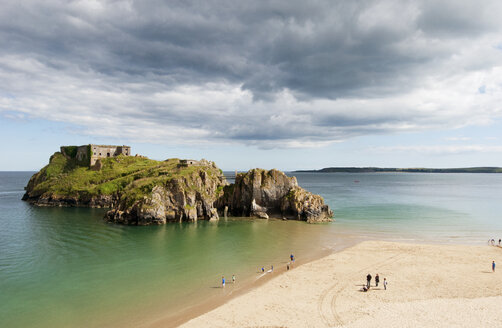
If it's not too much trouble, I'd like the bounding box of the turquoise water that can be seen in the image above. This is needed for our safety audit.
[294,172,502,242]
[1,171,502,327]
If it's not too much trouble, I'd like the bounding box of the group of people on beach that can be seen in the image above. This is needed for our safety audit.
[260,254,295,274]
[263,254,295,272]
[221,274,236,288]
[487,239,498,273]
[488,238,501,246]
[362,273,387,292]
[222,254,296,288]
[287,253,295,271]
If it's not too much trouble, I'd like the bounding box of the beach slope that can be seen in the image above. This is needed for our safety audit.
[179,241,502,328]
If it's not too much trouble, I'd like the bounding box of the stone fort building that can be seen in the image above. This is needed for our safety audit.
[61,144,131,167]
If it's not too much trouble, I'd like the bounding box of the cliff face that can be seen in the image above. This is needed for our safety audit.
[22,153,226,217]
[226,169,298,217]
[23,153,333,224]
[22,153,118,207]
[281,186,333,223]
[106,169,224,225]
[222,169,333,223]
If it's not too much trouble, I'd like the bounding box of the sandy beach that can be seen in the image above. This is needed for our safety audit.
[178,241,502,328]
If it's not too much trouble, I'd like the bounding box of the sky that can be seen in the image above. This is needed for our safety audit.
[1,0,502,171]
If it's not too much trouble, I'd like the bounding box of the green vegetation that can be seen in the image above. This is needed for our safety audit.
[86,145,92,166]
[285,188,296,200]
[26,153,223,206]
[62,146,78,158]
[60,145,91,166]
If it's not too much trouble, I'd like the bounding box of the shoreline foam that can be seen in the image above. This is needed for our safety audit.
[173,240,502,328]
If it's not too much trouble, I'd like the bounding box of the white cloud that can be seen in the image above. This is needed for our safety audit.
[445,137,471,141]
[1,1,502,149]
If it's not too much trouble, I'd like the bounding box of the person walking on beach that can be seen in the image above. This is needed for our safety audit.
[271,265,274,272]
[232,274,236,283]
[290,254,295,263]
[366,273,372,288]
[493,261,496,272]
[222,276,225,288]
[261,267,265,273]
[383,278,387,290]
[375,274,380,287]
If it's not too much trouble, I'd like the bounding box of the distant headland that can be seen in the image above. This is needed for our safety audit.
[22,144,333,225]
[295,167,502,173]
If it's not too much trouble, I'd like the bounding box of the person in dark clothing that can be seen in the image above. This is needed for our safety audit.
[366,273,372,288]
[375,274,380,287]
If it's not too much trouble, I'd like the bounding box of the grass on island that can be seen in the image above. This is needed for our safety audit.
[28,153,224,205]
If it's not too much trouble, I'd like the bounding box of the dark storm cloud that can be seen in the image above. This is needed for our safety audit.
[1,0,502,147]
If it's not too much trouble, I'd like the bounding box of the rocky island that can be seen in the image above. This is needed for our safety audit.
[22,145,333,225]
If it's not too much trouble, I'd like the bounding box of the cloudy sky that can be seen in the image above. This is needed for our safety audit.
[1,0,502,171]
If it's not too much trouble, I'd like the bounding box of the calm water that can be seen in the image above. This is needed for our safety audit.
[1,171,502,327]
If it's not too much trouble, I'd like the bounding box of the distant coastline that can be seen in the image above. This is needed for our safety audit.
[294,167,502,173]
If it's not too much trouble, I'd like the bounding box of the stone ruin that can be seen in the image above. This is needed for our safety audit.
[60,144,131,168]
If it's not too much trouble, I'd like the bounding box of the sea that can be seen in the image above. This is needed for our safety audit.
[1,171,502,327]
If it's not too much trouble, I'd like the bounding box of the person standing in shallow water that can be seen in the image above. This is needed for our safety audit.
[493,261,496,272]
[222,276,225,288]
[366,273,372,288]
[232,274,236,283]
[375,274,380,287]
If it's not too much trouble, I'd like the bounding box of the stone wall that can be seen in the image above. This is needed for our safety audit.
[61,145,91,166]
[178,159,201,167]
[75,145,90,162]
[60,144,131,167]
[90,145,131,166]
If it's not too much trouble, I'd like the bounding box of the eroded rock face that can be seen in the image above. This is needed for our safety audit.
[281,186,333,223]
[251,199,269,219]
[105,170,224,225]
[23,152,333,225]
[23,191,117,208]
[223,169,333,223]
[226,169,297,216]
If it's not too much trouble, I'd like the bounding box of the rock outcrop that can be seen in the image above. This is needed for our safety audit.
[105,170,225,225]
[22,152,226,225]
[22,154,118,208]
[221,169,333,223]
[22,192,117,208]
[23,152,333,224]
[281,186,333,223]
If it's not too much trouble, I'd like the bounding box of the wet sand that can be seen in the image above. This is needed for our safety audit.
[142,247,339,328]
[177,241,502,327]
